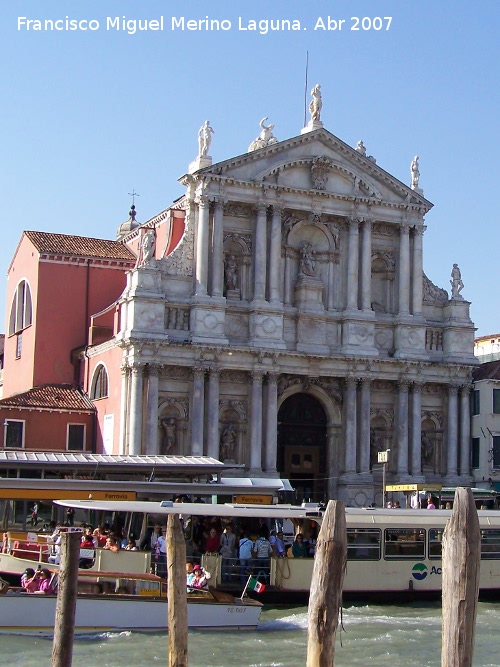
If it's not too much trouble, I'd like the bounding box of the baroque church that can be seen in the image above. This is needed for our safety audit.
[3,88,477,506]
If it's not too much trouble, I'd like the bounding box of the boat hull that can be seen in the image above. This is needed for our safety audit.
[0,594,262,636]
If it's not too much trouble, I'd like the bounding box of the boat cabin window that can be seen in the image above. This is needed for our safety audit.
[384,529,425,559]
[428,529,443,558]
[346,528,381,560]
[480,530,500,559]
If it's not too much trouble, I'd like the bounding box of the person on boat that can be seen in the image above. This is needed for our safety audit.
[219,524,237,582]
[252,530,273,582]
[21,568,39,593]
[103,536,120,552]
[186,561,194,586]
[140,523,162,552]
[125,536,138,550]
[269,530,286,558]
[93,524,109,548]
[154,527,168,578]
[238,532,254,582]
[31,502,39,527]
[79,531,97,568]
[291,534,308,559]
[189,564,210,590]
[426,495,436,510]
[32,568,55,595]
[204,527,220,554]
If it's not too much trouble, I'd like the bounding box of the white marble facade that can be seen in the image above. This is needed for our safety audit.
[114,125,476,507]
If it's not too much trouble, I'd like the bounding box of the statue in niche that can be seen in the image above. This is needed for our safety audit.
[198,120,214,157]
[160,417,177,454]
[220,423,237,461]
[299,242,316,277]
[450,263,464,299]
[309,84,322,122]
[224,254,239,291]
[370,430,384,468]
[410,155,420,189]
[421,432,434,466]
[140,229,156,266]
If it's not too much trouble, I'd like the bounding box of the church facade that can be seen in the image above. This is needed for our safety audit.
[87,96,476,506]
[4,92,476,506]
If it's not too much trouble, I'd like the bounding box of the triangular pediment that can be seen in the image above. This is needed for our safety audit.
[187,128,432,210]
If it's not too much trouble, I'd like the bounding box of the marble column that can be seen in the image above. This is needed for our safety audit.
[191,367,205,456]
[118,364,130,455]
[145,365,159,455]
[253,202,268,301]
[411,226,424,316]
[195,195,210,296]
[269,206,282,304]
[460,385,471,476]
[398,223,410,315]
[264,372,279,473]
[360,219,372,311]
[250,371,264,472]
[346,219,359,310]
[411,383,422,475]
[206,368,220,459]
[397,381,409,475]
[129,364,144,455]
[344,378,357,473]
[284,247,293,305]
[359,378,371,473]
[447,385,459,476]
[212,199,225,297]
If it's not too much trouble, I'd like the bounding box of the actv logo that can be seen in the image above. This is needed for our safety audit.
[412,564,442,580]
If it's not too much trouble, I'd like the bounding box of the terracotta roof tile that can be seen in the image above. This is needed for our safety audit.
[0,385,95,411]
[24,231,136,262]
[472,360,500,382]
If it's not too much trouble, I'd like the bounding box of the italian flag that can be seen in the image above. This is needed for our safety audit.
[247,577,266,594]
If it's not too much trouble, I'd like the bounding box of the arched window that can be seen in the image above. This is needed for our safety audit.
[8,280,32,336]
[91,364,109,400]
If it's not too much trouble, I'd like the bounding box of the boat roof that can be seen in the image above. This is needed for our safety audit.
[55,499,325,521]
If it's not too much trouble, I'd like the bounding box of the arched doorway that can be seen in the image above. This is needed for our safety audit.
[277,393,327,502]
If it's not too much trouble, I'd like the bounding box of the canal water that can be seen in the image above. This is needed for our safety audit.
[0,601,499,666]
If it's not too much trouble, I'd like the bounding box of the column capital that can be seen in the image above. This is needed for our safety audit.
[267,371,280,385]
[460,384,472,395]
[398,379,411,391]
[412,381,424,393]
[213,197,226,210]
[256,201,268,214]
[448,384,460,396]
[272,203,284,216]
[192,366,206,381]
[197,194,210,208]
[413,225,426,237]
[345,376,358,390]
[131,363,145,376]
[251,369,265,382]
[399,222,411,235]
[146,364,161,377]
[348,217,360,230]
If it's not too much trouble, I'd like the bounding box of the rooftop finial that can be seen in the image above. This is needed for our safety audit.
[128,190,140,219]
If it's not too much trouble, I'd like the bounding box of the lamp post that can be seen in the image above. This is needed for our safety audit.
[378,449,391,508]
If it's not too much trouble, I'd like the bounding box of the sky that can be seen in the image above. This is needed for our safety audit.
[2,0,499,336]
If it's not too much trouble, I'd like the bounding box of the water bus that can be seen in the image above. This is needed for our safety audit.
[45,499,500,601]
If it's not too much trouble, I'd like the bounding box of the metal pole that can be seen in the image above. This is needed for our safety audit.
[382,462,386,508]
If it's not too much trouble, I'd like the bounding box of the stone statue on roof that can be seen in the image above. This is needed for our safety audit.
[410,155,420,189]
[248,117,278,152]
[356,140,366,156]
[198,120,214,157]
[450,263,464,299]
[309,84,322,122]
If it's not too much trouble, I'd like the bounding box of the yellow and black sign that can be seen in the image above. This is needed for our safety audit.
[0,488,136,501]
[233,494,273,505]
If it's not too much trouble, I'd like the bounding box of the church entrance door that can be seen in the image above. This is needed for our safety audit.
[277,393,327,503]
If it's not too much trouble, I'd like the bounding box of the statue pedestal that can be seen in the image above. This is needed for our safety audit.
[301,120,324,134]
[294,275,324,313]
[188,155,212,174]
[226,288,240,301]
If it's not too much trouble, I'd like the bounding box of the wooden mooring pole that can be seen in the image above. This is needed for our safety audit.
[167,513,188,667]
[441,487,480,667]
[51,530,81,667]
[306,499,347,667]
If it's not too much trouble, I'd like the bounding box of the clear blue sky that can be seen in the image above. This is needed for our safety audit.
[2,1,499,336]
